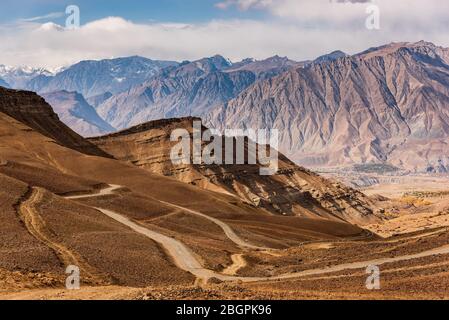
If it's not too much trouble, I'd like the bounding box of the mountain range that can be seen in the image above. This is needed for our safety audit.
[0,54,294,136]
[206,41,449,173]
[1,41,448,172]
[96,55,299,129]
[27,56,178,97]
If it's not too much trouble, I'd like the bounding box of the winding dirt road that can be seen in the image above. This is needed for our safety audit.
[64,184,449,283]
[21,188,81,267]
[19,187,103,283]
[158,200,268,250]
[68,184,268,250]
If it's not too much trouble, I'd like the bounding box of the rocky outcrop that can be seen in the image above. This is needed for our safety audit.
[89,117,379,225]
[0,87,111,158]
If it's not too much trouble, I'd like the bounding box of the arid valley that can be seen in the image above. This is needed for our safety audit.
[1,1,449,302]
[0,86,448,300]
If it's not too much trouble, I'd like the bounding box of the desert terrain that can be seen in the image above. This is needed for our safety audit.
[4,181,449,300]
[0,0,448,303]
[0,87,448,300]
[3,183,449,300]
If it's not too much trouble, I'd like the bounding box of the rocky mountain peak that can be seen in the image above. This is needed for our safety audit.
[314,50,348,64]
[26,56,178,97]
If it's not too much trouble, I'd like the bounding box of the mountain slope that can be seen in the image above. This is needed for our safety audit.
[42,91,115,137]
[86,91,113,108]
[0,77,9,88]
[206,41,449,172]
[89,117,379,225]
[26,56,178,97]
[0,87,372,229]
[0,87,111,157]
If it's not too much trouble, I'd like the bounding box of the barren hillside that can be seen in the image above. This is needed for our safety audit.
[89,117,379,225]
[0,87,371,292]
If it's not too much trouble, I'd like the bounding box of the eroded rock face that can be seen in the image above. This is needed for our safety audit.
[205,41,449,173]
[89,117,379,225]
[0,87,111,158]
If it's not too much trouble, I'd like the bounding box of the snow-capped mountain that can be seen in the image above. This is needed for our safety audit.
[0,65,53,89]
[26,56,179,98]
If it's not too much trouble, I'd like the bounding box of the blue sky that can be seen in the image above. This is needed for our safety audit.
[0,0,266,24]
[0,0,447,68]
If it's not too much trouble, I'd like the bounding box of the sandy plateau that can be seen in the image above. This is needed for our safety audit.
[363,175,449,238]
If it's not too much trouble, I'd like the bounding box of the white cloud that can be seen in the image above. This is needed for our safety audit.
[267,0,448,25]
[0,0,448,68]
[218,0,449,29]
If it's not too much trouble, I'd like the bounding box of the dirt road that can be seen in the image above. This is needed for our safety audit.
[65,185,449,283]
[67,184,268,250]
[65,185,122,200]
[222,254,247,275]
[158,200,268,250]
[20,187,103,283]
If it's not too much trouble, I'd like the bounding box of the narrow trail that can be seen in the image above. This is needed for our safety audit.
[68,184,269,250]
[65,185,122,200]
[64,184,449,283]
[158,200,268,250]
[93,207,219,280]
[19,187,103,283]
[222,254,247,276]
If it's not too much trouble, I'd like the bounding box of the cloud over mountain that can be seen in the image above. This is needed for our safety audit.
[0,0,448,68]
